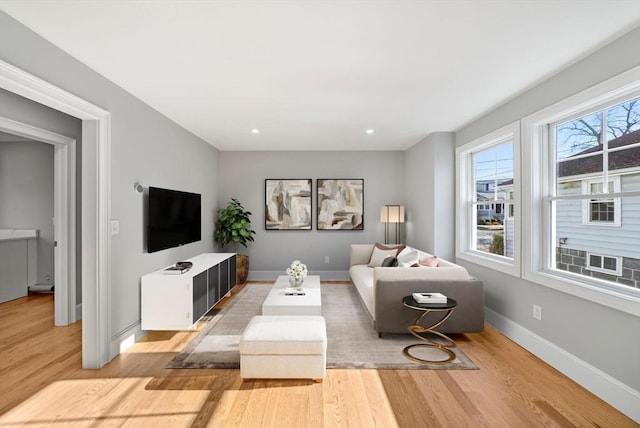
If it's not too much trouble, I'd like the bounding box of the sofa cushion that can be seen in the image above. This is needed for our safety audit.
[368,246,398,267]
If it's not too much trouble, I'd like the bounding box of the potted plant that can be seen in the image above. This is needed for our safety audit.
[214,198,256,284]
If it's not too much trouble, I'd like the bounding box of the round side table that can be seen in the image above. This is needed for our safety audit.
[402,295,458,364]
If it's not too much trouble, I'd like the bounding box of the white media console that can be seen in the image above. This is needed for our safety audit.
[141,253,236,330]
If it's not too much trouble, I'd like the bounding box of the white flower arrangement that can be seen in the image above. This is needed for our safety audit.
[286,260,307,281]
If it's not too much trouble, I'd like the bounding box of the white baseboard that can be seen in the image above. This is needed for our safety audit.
[485,307,640,423]
[247,270,350,281]
[110,321,145,357]
[75,303,82,321]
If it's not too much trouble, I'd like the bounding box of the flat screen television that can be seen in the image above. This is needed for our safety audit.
[147,186,201,253]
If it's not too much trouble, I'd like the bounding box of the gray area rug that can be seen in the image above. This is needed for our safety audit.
[167,283,477,370]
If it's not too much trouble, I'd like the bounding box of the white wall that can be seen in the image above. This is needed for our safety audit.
[0,11,220,351]
[455,25,640,415]
[404,132,455,259]
[218,151,405,278]
[0,140,54,285]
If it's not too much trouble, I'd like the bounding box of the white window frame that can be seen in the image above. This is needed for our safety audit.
[581,177,621,226]
[456,121,520,277]
[522,66,640,315]
[586,252,622,276]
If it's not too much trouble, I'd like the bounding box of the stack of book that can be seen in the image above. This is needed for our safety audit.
[285,287,306,296]
[163,266,190,275]
[412,292,447,304]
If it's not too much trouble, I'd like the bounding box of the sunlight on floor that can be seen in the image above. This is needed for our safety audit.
[0,377,208,427]
[126,330,199,354]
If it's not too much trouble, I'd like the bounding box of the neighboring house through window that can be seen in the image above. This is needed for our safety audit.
[552,98,639,286]
[522,69,640,310]
[582,178,620,225]
[456,121,520,276]
[586,253,622,276]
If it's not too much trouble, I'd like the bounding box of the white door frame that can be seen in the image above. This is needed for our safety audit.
[0,59,112,369]
[0,116,76,326]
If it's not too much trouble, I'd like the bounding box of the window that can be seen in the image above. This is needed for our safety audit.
[523,68,640,311]
[550,97,638,287]
[474,142,513,257]
[456,121,520,276]
[581,178,620,225]
[586,253,622,276]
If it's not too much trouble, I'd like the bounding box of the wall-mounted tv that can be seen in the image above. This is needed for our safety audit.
[147,186,201,253]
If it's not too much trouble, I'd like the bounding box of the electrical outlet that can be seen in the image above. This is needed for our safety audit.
[533,304,542,320]
[324,256,330,264]
[111,220,120,235]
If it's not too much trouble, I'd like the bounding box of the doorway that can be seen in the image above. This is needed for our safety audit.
[1,59,111,369]
[0,119,76,325]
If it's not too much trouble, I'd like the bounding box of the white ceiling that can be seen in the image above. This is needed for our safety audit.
[2,1,640,151]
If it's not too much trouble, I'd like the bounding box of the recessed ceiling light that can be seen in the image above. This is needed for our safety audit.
[251,129,260,134]
[366,129,374,134]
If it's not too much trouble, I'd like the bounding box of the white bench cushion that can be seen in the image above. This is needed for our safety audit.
[240,315,327,355]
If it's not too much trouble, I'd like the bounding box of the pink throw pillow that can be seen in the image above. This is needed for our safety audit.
[418,255,439,267]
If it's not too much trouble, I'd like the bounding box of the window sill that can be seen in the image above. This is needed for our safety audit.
[456,249,520,277]
[581,222,621,227]
[523,268,640,316]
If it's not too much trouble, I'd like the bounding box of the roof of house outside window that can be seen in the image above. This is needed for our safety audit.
[558,129,640,178]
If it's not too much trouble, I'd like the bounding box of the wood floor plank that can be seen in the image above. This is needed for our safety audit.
[359,369,399,428]
[378,370,441,427]
[0,285,636,427]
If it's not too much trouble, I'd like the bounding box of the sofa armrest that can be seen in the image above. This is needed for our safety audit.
[350,244,374,267]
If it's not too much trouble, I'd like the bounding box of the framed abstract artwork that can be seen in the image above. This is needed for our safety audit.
[317,179,364,230]
[265,179,312,230]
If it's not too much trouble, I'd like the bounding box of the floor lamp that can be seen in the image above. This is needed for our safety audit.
[380,205,405,244]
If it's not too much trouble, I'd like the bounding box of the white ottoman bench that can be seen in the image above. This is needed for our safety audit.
[239,315,327,381]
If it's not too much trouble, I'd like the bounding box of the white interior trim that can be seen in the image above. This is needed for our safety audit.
[521,65,640,315]
[0,116,76,326]
[485,307,640,423]
[0,59,112,369]
[456,120,521,277]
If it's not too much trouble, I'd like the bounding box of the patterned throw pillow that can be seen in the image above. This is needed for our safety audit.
[396,246,420,267]
[368,246,399,267]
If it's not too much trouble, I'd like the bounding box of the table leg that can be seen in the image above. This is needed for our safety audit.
[403,308,457,364]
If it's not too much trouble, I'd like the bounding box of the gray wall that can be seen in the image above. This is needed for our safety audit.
[0,11,219,340]
[218,151,405,278]
[455,27,640,392]
[404,132,455,259]
[1,88,82,295]
[0,140,54,285]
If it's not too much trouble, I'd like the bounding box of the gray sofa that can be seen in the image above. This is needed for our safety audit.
[349,244,484,336]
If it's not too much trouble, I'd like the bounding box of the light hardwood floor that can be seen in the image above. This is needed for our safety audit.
[0,284,635,427]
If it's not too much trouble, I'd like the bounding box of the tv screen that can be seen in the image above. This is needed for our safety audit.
[147,186,201,253]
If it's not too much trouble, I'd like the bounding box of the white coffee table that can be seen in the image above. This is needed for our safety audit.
[262,275,322,315]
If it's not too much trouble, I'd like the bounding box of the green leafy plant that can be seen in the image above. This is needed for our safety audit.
[214,198,256,252]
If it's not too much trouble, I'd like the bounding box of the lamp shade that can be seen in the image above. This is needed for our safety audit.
[380,205,405,223]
